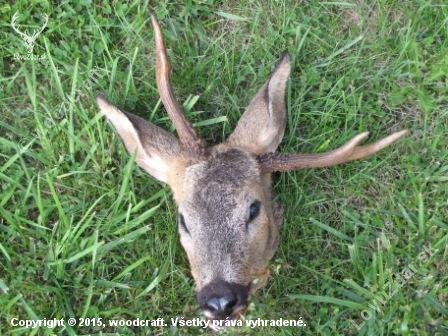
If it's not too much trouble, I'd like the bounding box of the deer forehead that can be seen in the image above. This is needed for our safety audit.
[172,147,263,209]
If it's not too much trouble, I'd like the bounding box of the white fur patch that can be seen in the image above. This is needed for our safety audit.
[140,154,168,182]
[257,126,277,151]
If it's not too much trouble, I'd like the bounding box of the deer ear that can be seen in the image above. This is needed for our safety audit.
[97,95,183,183]
[227,53,291,154]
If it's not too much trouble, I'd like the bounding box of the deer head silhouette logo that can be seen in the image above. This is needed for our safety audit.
[11,12,49,54]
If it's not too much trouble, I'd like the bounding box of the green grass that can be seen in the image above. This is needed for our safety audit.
[1,1,447,335]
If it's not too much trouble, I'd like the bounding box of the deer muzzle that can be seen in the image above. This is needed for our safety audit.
[196,279,250,322]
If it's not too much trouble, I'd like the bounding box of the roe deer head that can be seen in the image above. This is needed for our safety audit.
[96,15,407,324]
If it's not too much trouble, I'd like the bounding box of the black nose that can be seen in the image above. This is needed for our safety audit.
[197,280,250,318]
[205,295,237,315]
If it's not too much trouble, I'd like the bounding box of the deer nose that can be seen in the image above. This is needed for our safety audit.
[197,280,250,318]
[205,295,237,315]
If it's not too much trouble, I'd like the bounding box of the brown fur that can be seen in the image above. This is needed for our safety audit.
[177,146,279,288]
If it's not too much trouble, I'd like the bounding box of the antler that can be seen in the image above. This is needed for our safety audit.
[258,130,407,173]
[11,12,29,39]
[31,14,49,40]
[150,15,206,156]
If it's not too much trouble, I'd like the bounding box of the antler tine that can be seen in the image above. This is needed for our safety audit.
[258,130,408,173]
[32,14,49,39]
[11,12,28,39]
[150,15,206,156]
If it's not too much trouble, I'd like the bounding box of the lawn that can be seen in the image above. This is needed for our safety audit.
[0,1,447,335]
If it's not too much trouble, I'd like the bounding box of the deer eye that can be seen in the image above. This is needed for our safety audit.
[248,200,261,222]
[179,213,189,234]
